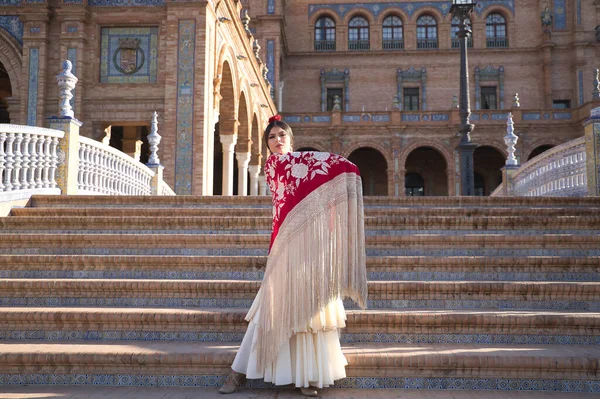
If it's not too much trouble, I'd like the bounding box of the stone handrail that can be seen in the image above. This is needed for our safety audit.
[0,124,64,196]
[78,136,155,196]
[493,137,587,197]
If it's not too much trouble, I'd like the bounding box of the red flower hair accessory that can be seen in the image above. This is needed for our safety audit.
[268,114,282,124]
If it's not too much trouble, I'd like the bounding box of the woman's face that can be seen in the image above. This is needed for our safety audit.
[267,126,292,154]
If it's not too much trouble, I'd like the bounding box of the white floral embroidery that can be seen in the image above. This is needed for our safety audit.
[313,152,330,161]
[291,163,309,179]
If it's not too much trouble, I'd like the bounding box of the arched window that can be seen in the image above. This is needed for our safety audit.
[348,16,369,50]
[451,16,472,49]
[405,172,424,196]
[315,17,336,51]
[382,15,403,50]
[416,15,438,49]
[486,13,508,48]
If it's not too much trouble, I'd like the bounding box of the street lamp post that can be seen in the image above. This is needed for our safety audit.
[451,0,477,196]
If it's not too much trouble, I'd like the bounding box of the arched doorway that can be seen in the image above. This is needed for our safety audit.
[213,60,236,195]
[348,147,388,196]
[528,145,554,161]
[405,147,448,196]
[0,61,12,123]
[473,146,504,196]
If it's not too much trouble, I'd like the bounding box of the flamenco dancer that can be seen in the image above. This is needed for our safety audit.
[219,115,367,397]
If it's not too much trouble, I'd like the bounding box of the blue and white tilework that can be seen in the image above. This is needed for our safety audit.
[267,0,274,14]
[553,112,571,120]
[100,27,158,84]
[266,39,275,90]
[553,0,566,30]
[576,0,581,25]
[402,114,420,122]
[0,16,23,45]
[523,112,541,120]
[27,48,39,126]
[0,374,598,392]
[174,20,195,195]
[309,1,513,19]
[0,0,21,5]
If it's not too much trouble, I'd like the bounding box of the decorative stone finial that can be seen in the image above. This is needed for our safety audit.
[392,96,400,110]
[593,68,600,99]
[147,111,162,165]
[512,93,521,108]
[253,39,261,61]
[504,112,519,166]
[332,96,341,111]
[102,125,112,146]
[56,60,78,118]
[242,10,252,37]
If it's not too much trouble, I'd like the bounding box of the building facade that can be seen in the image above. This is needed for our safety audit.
[1,0,599,196]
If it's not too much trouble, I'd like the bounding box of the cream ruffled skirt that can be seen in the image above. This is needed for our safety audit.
[231,290,348,388]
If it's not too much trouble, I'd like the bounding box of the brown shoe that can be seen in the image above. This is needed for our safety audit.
[219,370,246,394]
[300,387,318,397]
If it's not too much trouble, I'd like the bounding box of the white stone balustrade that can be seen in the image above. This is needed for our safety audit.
[0,124,64,195]
[78,137,154,196]
[493,137,587,197]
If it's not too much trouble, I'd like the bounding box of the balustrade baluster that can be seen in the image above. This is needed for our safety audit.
[20,133,31,190]
[42,137,52,188]
[35,138,45,188]
[29,135,39,190]
[90,145,99,192]
[12,133,23,190]
[4,132,15,190]
[49,137,59,188]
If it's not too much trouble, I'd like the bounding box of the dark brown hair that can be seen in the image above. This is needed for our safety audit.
[263,120,294,152]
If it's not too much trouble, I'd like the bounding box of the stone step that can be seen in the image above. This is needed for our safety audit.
[1,308,599,345]
[1,255,597,281]
[0,340,598,383]
[1,279,598,310]
[27,195,600,208]
[12,206,600,218]
[3,215,600,232]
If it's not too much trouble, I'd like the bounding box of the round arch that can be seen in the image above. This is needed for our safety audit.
[348,147,388,196]
[412,7,444,23]
[342,141,391,169]
[343,9,376,25]
[0,29,22,95]
[527,144,555,161]
[293,141,328,152]
[482,6,514,24]
[377,8,410,24]
[310,11,342,26]
[524,138,563,162]
[404,146,448,196]
[398,139,452,171]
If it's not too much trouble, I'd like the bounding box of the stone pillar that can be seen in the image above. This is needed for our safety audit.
[500,165,519,196]
[220,134,237,196]
[236,152,251,196]
[49,117,81,195]
[258,174,268,195]
[397,169,406,197]
[584,106,600,196]
[248,164,261,195]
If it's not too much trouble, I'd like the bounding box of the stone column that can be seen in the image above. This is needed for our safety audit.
[220,134,237,196]
[397,168,406,197]
[258,174,268,195]
[236,152,251,196]
[584,106,600,196]
[248,164,261,195]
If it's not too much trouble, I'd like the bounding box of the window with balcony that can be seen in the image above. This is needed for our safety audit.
[404,87,420,111]
[416,15,438,49]
[451,16,472,48]
[326,88,343,111]
[481,86,497,109]
[315,17,336,51]
[486,13,508,48]
[348,16,369,50]
[382,15,403,50]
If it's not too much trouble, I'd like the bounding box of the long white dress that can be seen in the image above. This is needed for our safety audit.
[231,290,348,388]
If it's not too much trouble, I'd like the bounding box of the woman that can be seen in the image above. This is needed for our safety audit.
[219,115,367,396]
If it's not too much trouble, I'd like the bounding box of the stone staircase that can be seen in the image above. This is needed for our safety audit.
[0,195,599,393]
